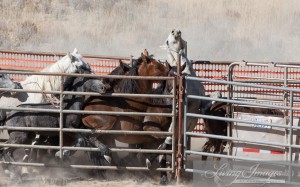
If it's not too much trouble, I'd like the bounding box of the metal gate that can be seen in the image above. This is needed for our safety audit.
[182,62,300,185]
[0,53,177,178]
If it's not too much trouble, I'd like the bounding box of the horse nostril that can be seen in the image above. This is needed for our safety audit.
[100,86,106,93]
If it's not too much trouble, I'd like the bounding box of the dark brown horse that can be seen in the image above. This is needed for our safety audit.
[82,52,169,158]
[202,101,285,160]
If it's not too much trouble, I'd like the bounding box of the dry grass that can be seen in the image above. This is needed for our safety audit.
[1,0,300,61]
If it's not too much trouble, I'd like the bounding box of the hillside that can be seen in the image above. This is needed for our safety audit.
[1,0,300,62]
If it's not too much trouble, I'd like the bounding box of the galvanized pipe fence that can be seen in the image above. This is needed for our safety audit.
[0,69,177,172]
[3,50,300,183]
[182,64,300,184]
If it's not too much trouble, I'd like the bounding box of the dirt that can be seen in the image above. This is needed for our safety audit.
[0,148,192,187]
[0,167,191,187]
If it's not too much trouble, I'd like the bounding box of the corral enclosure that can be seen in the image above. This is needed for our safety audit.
[2,0,300,186]
[1,0,300,62]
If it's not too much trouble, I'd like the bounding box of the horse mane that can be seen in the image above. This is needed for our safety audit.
[116,65,139,93]
[102,61,130,91]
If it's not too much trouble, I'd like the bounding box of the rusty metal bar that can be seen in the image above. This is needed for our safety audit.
[176,53,183,183]
[171,75,177,174]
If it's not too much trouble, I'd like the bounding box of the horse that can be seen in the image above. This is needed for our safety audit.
[0,72,22,93]
[102,60,131,92]
[81,53,171,183]
[0,74,106,178]
[145,30,206,172]
[202,100,285,160]
[0,72,22,125]
[0,48,92,127]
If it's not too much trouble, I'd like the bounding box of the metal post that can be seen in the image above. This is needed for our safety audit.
[288,91,294,182]
[172,77,177,174]
[176,53,183,184]
[59,75,64,159]
[284,67,289,160]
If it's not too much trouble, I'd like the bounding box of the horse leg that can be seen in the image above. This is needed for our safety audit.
[88,136,111,164]
[158,154,169,185]
[3,131,33,180]
[145,122,172,168]
[55,133,89,159]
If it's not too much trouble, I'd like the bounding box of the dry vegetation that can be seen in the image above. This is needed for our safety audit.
[1,0,300,61]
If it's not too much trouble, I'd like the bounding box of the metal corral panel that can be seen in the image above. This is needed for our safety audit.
[232,112,300,160]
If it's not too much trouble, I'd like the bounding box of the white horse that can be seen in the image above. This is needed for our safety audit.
[146,29,206,168]
[0,48,93,120]
[163,29,205,132]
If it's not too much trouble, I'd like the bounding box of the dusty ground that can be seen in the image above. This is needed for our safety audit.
[0,147,194,187]
[0,167,192,187]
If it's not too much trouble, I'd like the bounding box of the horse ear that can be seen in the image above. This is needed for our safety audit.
[72,48,78,54]
[143,49,149,57]
[68,52,72,60]
[119,60,125,69]
[68,52,76,62]
[141,52,147,63]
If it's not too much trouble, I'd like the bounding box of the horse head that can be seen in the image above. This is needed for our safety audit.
[138,52,169,77]
[102,60,130,91]
[67,48,93,74]
[0,74,22,96]
[165,29,183,51]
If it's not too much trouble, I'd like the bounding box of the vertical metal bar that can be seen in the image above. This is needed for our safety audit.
[183,76,188,170]
[284,67,289,160]
[226,63,236,156]
[59,75,64,159]
[289,91,294,182]
[171,77,176,174]
[176,53,183,184]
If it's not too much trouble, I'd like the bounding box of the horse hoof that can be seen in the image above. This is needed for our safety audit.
[104,155,111,164]
[4,169,11,177]
[160,175,169,185]
[55,151,61,158]
[146,158,151,168]
[22,154,29,162]
[21,167,29,177]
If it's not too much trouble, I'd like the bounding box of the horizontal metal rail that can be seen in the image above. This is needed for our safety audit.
[0,161,173,171]
[0,127,173,136]
[0,70,174,80]
[186,132,289,149]
[187,76,300,93]
[188,95,298,111]
[187,113,288,129]
[0,49,133,61]
[0,143,172,154]
[0,107,173,117]
[0,87,174,99]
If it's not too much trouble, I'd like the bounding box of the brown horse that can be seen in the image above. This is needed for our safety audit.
[82,53,170,160]
[87,51,174,184]
[202,101,285,160]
